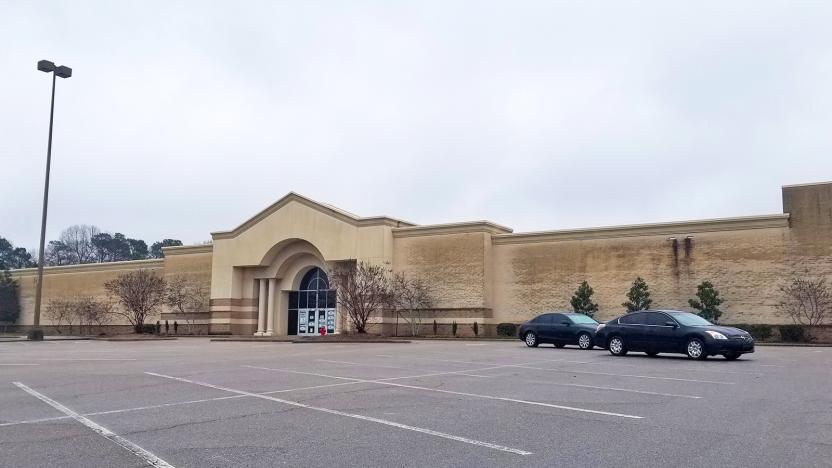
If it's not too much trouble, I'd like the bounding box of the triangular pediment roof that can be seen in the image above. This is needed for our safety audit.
[211,192,416,240]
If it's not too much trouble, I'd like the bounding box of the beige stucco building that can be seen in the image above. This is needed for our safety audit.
[10,181,832,336]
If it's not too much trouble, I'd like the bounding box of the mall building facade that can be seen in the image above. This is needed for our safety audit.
[10,181,832,336]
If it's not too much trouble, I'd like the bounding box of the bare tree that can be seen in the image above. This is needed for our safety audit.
[77,297,114,334]
[392,273,434,336]
[60,225,101,264]
[105,269,166,332]
[777,278,831,333]
[330,261,393,334]
[45,299,78,334]
[165,275,207,334]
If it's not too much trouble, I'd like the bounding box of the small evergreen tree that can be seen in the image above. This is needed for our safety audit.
[472,321,479,336]
[432,320,438,335]
[570,281,599,317]
[0,270,21,332]
[451,321,457,336]
[622,277,652,312]
[689,281,723,323]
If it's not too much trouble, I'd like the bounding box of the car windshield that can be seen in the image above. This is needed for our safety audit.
[567,314,598,324]
[668,312,713,326]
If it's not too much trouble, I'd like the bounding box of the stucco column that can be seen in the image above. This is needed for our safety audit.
[265,278,277,336]
[255,279,267,336]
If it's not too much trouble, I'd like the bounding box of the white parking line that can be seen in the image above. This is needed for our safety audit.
[0,363,39,366]
[564,359,765,376]
[480,374,701,399]
[31,358,138,361]
[245,365,644,419]
[0,380,366,429]
[145,372,532,456]
[13,382,175,468]
[317,359,412,369]
[506,364,735,385]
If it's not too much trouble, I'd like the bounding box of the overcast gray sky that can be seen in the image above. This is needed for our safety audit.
[2,1,831,248]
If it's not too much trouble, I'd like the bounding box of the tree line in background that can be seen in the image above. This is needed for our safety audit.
[0,226,184,269]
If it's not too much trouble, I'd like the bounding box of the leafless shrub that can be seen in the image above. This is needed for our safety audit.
[777,277,831,330]
[105,269,166,332]
[330,261,393,334]
[165,275,207,334]
[391,273,434,336]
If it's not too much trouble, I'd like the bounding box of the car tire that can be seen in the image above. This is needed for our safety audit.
[554,343,566,348]
[723,352,741,361]
[577,332,594,350]
[524,332,539,348]
[646,351,659,357]
[608,336,628,356]
[685,338,708,360]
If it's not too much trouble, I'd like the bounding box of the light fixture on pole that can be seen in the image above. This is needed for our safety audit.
[31,59,72,339]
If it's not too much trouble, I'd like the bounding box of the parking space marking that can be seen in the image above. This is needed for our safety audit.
[30,358,138,361]
[245,365,644,419]
[246,363,524,382]
[506,364,735,384]
[316,359,412,370]
[359,356,704,398]
[0,363,39,366]
[145,372,532,456]
[13,382,175,468]
[479,373,702,399]
[560,359,765,376]
[0,380,366,429]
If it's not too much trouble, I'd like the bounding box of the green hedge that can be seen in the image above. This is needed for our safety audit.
[778,324,807,342]
[496,323,517,337]
[727,324,773,341]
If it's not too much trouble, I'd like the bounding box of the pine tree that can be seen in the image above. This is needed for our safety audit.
[0,270,21,331]
[622,277,652,312]
[570,281,599,317]
[689,281,723,323]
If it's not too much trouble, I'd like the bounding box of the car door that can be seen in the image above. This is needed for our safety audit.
[619,312,650,350]
[535,314,556,342]
[646,312,683,352]
[549,313,571,342]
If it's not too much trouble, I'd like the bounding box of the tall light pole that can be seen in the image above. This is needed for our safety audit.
[31,59,72,334]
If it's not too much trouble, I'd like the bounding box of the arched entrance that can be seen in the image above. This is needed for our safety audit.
[287,267,337,335]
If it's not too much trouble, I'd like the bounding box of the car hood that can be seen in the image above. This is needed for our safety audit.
[706,325,750,337]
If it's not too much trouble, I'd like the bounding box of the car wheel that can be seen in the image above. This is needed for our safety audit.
[554,343,566,348]
[577,332,593,350]
[723,352,741,361]
[608,336,628,356]
[646,351,659,357]
[524,332,539,347]
[686,338,708,360]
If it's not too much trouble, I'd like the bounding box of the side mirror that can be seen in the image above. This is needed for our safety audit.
[665,321,678,328]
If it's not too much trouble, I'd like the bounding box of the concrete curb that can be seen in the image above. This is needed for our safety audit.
[0,336,93,342]
[410,337,516,342]
[93,337,178,342]
[210,337,410,344]
[755,342,832,347]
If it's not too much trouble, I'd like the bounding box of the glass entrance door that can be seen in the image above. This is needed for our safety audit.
[288,268,337,336]
[296,308,335,335]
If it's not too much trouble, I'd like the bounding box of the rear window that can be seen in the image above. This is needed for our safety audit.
[567,314,598,324]
[532,314,554,324]
[619,313,647,325]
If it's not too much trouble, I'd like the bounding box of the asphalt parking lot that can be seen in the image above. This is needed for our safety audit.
[1,339,831,468]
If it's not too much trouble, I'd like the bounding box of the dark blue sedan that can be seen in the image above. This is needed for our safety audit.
[518,312,599,349]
